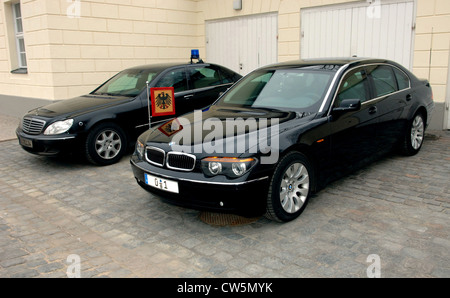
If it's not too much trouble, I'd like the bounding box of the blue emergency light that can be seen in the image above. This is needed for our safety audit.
[190,49,203,64]
[191,49,200,60]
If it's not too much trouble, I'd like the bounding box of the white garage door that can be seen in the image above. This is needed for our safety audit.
[206,13,278,75]
[301,0,415,70]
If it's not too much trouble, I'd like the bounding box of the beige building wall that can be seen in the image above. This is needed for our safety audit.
[0,0,449,124]
[0,0,201,100]
[413,0,450,107]
[0,0,54,99]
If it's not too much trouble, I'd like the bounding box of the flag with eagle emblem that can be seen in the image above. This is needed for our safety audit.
[150,87,176,117]
[158,118,183,137]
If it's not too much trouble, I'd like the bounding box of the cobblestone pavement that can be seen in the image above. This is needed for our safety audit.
[0,132,449,278]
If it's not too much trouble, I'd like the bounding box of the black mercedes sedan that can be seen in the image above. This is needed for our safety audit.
[130,58,434,222]
[16,62,241,166]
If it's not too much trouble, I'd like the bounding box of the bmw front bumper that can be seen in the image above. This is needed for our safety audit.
[130,154,270,216]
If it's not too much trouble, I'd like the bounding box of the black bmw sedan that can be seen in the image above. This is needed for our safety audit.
[16,62,241,165]
[130,58,434,222]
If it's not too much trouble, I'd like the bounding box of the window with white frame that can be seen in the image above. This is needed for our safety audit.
[12,2,27,69]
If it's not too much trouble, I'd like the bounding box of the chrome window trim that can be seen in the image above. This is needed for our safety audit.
[319,64,349,113]
[192,83,233,92]
[391,64,412,90]
[166,151,197,172]
[327,63,412,116]
[362,87,413,106]
[145,146,166,167]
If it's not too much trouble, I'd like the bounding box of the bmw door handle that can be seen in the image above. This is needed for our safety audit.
[406,94,412,101]
[368,106,378,115]
[184,94,194,99]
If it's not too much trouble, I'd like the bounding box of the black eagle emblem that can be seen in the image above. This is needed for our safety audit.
[155,92,172,110]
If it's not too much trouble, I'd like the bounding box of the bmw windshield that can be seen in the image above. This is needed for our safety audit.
[92,69,159,97]
[216,66,335,112]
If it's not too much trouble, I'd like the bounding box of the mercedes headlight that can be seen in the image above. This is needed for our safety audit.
[44,119,74,135]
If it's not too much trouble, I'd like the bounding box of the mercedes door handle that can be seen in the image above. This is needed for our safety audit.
[184,94,194,99]
[406,94,412,101]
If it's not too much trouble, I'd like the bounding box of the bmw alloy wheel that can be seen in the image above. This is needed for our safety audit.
[266,152,314,222]
[411,115,424,150]
[279,162,310,214]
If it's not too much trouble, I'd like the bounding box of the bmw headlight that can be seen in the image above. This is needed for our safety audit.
[136,140,145,159]
[201,157,256,178]
[44,119,74,135]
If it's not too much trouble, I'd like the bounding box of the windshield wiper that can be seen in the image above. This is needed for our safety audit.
[91,92,116,96]
[296,111,314,118]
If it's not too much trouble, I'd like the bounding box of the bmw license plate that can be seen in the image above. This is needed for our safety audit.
[145,173,179,194]
[19,137,33,148]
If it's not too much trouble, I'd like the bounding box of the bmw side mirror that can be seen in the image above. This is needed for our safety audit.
[333,99,362,113]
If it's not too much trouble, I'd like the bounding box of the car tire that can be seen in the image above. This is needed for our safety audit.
[400,112,425,156]
[85,122,127,166]
[265,152,314,222]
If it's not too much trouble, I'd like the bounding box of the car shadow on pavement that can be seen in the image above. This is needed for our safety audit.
[22,150,136,169]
